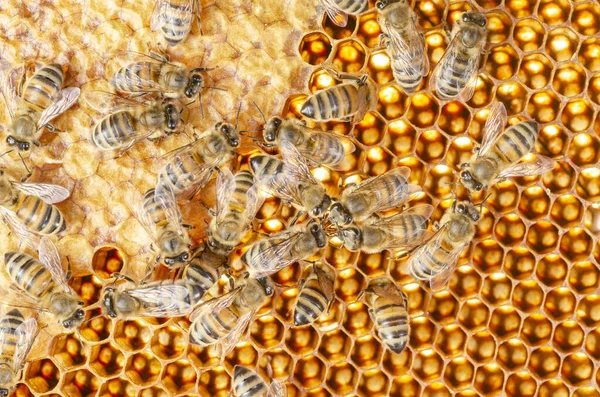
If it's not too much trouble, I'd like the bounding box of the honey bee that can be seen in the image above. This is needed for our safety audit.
[180,244,229,292]
[0,309,37,396]
[300,70,377,123]
[0,169,69,248]
[250,142,331,218]
[337,204,433,254]
[429,11,487,101]
[405,200,480,290]
[232,365,285,397]
[359,277,410,354]
[3,237,85,330]
[459,102,555,192]
[242,219,327,278]
[320,0,368,28]
[293,262,335,327]
[329,166,422,226]
[207,169,263,256]
[0,62,80,153]
[151,0,200,46]
[188,276,273,355]
[376,0,429,94]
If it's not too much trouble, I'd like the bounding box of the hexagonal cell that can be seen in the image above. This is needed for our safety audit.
[579,37,600,72]
[570,261,600,295]
[294,356,326,389]
[61,369,99,397]
[467,74,495,109]
[435,324,466,359]
[410,316,436,351]
[538,0,572,25]
[377,83,409,121]
[69,274,103,306]
[197,366,230,397]
[562,98,594,133]
[357,369,390,397]
[586,327,600,360]
[322,12,358,40]
[498,339,528,371]
[224,342,258,371]
[438,102,471,137]
[552,63,586,98]
[572,1,600,35]
[574,388,600,397]
[489,306,521,340]
[367,50,393,85]
[551,320,584,355]
[98,377,136,397]
[332,39,367,73]
[249,315,284,349]
[546,28,579,62]
[504,248,535,280]
[187,344,220,370]
[485,44,519,80]
[513,18,545,52]
[512,280,544,313]
[285,325,319,356]
[161,360,197,395]
[538,380,570,397]
[406,93,439,129]
[526,221,559,254]
[52,333,87,371]
[569,134,600,169]
[125,351,161,387]
[416,130,447,164]
[410,349,445,384]
[560,228,594,262]
[505,372,537,397]
[150,325,186,361]
[403,283,430,316]
[446,138,474,173]
[527,90,560,124]
[390,374,421,397]
[138,386,169,397]
[397,156,426,186]
[427,291,459,325]
[518,187,550,221]
[492,81,526,117]
[536,254,568,287]
[449,265,481,300]
[24,359,60,394]
[384,119,416,158]
[536,124,569,159]
[92,246,124,279]
[458,299,489,332]
[443,357,473,391]
[486,11,512,44]
[472,240,504,274]
[544,287,577,321]
[487,180,519,214]
[354,111,386,147]
[474,363,504,396]
[550,195,583,229]
[382,346,411,377]
[88,342,125,378]
[521,314,553,347]
[113,319,151,353]
[529,346,561,379]
[363,147,396,178]
[466,330,495,364]
[590,73,600,106]
[584,203,600,237]
[422,382,452,397]
[356,11,380,48]
[494,214,526,247]
[481,272,512,306]
[576,168,600,202]
[299,32,332,65]
[335,268,365,303]
[325,362,358,396]
[261,349,293,381]
[323,243,358,270]
[543,161,577,195]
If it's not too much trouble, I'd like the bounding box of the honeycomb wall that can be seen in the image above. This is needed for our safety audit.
[0,0,599,396]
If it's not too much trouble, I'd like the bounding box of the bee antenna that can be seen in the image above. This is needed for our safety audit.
[198,90,205,120]
[479,193,492,212]
[0,149,13,158]
[17,152,31,178]
[252,101,267,124]
[235,102,242,131]
[205,86,227,92]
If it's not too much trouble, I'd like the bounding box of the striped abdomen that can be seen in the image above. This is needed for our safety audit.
[112,62,162,93]
[491,121,538,169]
[159,0,194,46]
[143,189,170,229]
[4,252,56,302]
[92,111,137,150]
[373,295,409,354]
[293,275,328,326]
[390,47,426,94]
[241,239,277,273]
[157,154,211,197]
[183,256,222,293]
[333,0,368,15]
[230,171,254,210]
[300,83,360,121]
[249,155,284,183]
[22,64,64,113]
[364,213,428,252]
[303,133,346,167]
[233,366,268,397]
[350,172,408,221]
[409,230,457,281]
[435,52,472,100]
[189,306,238,346]
[0,309,26,368]
[12,194,66,235]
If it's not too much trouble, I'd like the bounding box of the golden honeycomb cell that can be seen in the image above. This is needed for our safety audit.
[572,2,600,35]
[125,352,161,388]
[486,44,519,80]
[494,214,526,247]
[423,164,454,199]
[443,357,473,391]
[286,325,319,356]
[293,356,326,389]
[544,287,577,321]
[382,348,411,377]
[448,265,481,299]
[149,326,186,361]
[196,366,230,397]
[434,324,465,359]
[497,339,528,371]
[512,280,544,313]
[513,18,545,52]
[389,374,420,397]
[526,221,559,254]
[562,98,594,133]
[586,328,600,359]
[467,74,495,109]
[351,335,382,370]
[406,93,439,129]
[579,37,600,71]
[560,227,593,262]
[561,353,594,386]
[354,111,387,146]
[466,331,495,364]
[575,388,600,397]
[481,272,512,306]
[61,368,100,397]
[527,90,561,123]
[536,124,569,159]
[357,369,390,397]
[161,360,196,395]
[412,349,443,383]
[485,11,512,44]
[88,342,125,378]
[24,359,60,394]
[569,261,600,294]
[100,377,137,397]
[325,362,358,395]
[336,268,366,303]
[489,306,521,340]
[546,27,579,62]
[552,320,584,354]
[577,295,600,327]
[322,13,358,41]
[518,186,550,221]
[409,316,436,351]
[543,161,577,194]
[458,299,489,332]
[332,39,367,73]
[52,333,88,371]
[427,291,459,325]
[377,84,409,121]
[505,372,537,397]
[472,240,504,273]
[138,385,169,397]
[539,380,570,397]
[538,0,572,25]
[474,363,504,396]
[249,315,284,349]
[299,32,333,66]
[553,63,587,98]
[113,320,151,353]
[416,130,447,164]
[355,12,380,48]
[529,346,561,379]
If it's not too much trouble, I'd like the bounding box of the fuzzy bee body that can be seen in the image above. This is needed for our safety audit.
[293,263,335,326]
[0,309,37,395]
[151,0,200,46]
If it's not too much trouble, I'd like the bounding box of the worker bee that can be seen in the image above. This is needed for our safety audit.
[3,237,85,330]
[329,166,422,226]
[337,204,433,254]
[429,11,488,101]
[319,0,368,28]
[0,62,80,153]
[180,243,229,292]
[459,102,554,192]
[0,169,69,248]
[359,277,409,354]
[156,120,240,199]
[188,276,273,355]
[293,262,335,327]
[232,365,285,397]
[207,169,264,256]
[250,142,331,218]
[300,70,377,123]
[376,0,429,94]
[151,0,200,46]
[405,200,480,290]
[0,309,37,396]
[242,219,327,278]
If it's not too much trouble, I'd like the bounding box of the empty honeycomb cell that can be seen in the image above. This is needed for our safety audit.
[473,208,494,241]
[494,214,526,247]
[435,324,467,358]
[150,325,186,361]
[586,328,600,359]
[69,274,103,305]
[385,119,417,158]
[224,343,258,371]
[505,372,537,397]
[572,1,600,35]
[357,369,390,397]
[294,356,326,389]
[138,386,169,397]
[521,314,553,347]
[467,74,495,109]
[481,273,512,306]
[472,240,504,274]
[415,130,447,164]
[466,331,495,364]
[560,228,593,262]
[543,161,576,194]
[377,84,409,121]
[569,261,600,294]
[61,369,99,397]
[562,98,594,133]
[576,167,600,201]
[446,138,474,174]
[196,367,230,397]
[422,382,452,397]
[114,320,151,353]
[486,44,519,80]
[322,11,358,39]
[544,288,576,320]
[406,93,439,129]
[574,388,600,397]
[438,102,471,137]
[335,268,365,303]
[89,342,125,378]
[553,321,584,353]
[513,19,545,52]
[561,353,594,386]
[364,146,395,177]
[506,248,537,280]
[489,306,521,340]
[427,291,459,325]
[569,133,600,168]
[443,357,473,391]
[538,380,570,397]
[272,260,302,287]
[423,164,455,199]
[389,374,420,397]
[261,349,294,381]
[537,0,572,25]
[580,38,600,71]
[354,111,386,146]
[351,335,383,369]
[526,221,559,254]
[13,384,32,397]
[512,280,544,313]
[325,362,358,395]
[518,187,550,221]
[412,349,443,383]
[494,81,527,116]
[299,32,333,65]
[498,339,528,371]
[527,90,560,123]
[52,333,88,371]
[536,124,569,159]
[125,352,161,387]
[323,243,359,270]
[286,325,319,356]
[92,246,125,279]
[529,346,561,379]
[99,377,136,397]
[367,51,393,86]
[24,359,60,394]
[474,363,504,396]
[584,203,600,236]
[553,63,587,97]
[249,315,284,349]
[398,157,427,186]
[551,195,584,228]
[356,252,389,278]
[160,360,197,395]
[458,299,489,332]
[449,265,481,299]
[382,346,411,376]
[332,39,367,73]
[546,28,579,62]
[485,11,512,44]
[488,181,519,214]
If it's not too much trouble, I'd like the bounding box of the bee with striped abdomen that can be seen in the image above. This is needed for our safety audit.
[360,277,410,354]
[429,11,487,101]
[188,276,273,356]
[459,102,554,192]
[319,0,368,28]
[300,69,377,123]
[250,141,331,218]
[207,169,263,256]
[232,365,285,397]
[3,237,85,330]
[405,200,480,291]
[337,204,433,254]
[0,62,80,153]
[151,0,200,46]
[376,0,429,94]
[180,243,229,293]
[242,219,327,278]
[0,309,37,396]
[329,166,422,226]
[293,262,335,327]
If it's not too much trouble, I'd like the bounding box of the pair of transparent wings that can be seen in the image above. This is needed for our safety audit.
[0,62,80,129]
[122,282,199,317]
[320,0,349,27]
[0,182,70,251]
[0,312,37,373]
[365,280,408,306]
[214,169,263,229]
[150,0,201,34]
[368,204,433,251]
[109,51,174,95]
[383,17,430,79]
[478,102,555,179]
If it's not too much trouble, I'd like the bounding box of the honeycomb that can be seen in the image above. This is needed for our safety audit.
[0,0,599,396]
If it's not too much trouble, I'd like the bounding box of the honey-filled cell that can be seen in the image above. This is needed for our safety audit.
[466,331,495,364]
[298,32,333,65]
[332,39,367,73]
[485,44,519,80]
[505,372,537,397]
[497,339,528,371]
[513,18,545,52]
[25,359,61,394]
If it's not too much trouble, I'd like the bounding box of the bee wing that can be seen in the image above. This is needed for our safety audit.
[153,182,186,237]
[37,87,81,129]
[354,166,419,211]
[244,231,303,277]
[242,185,264,226]
[268,380,286,397]
[12,317,38,370]
[385,19,427,78]
[478,102,508,158]
[0,207,41,251]
[126,188,160,244]
[82,89,144,114]
[124,283,195,317]
[370,204,433,235]
[150,0,166,31]
[189,287,241,323]
[109,62,165,94]
[13,182,70,204]
[320,0,348,27]
[114,50,170,67]
[0,63,21,119]
[220,309,255,356]
[296,128,356,170]
[496,154,555,180]
[314,263,335,303]
[38,236,70,293]
[0,287,49,313]
[215,168,235,218]
[368,282,406,305]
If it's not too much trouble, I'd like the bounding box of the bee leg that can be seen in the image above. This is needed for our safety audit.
[66,256,73,281]
[17,152,31,181]
[182,224,195,230]
[45,124,64,133]
[289,210,305,227]
[376,33,390,49]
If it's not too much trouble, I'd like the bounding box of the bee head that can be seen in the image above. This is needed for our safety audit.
[185,70,204,98]
[164,103,180,131]
[338,226,362,251]
[0,388,9,397]
[455,201,480,222]
[62,306,85,329]
[460,12,487,47]
[102,287,118,318]
[463,11,488,27]
[375,0,388,9]
[329,202,352,226]
[311,195,332,218]
[215,122,240,148]
[207,235,234,256]
[459,169,483,192]
[264,117,283,144]
[6,136,31,152]
[308,220,327,248]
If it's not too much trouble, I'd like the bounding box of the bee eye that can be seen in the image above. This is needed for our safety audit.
[75,309,85,319]
[165,258,173,265]
[182,253,189,261]
[63,320,71,328]
[310,224,320,233]
[376,0,387,9]
[19,142,30,151]
[273,118,281,127]
[6,136,15,146]
[221,125,228,133]
[460,171,471,181]
[475,183,483,191]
